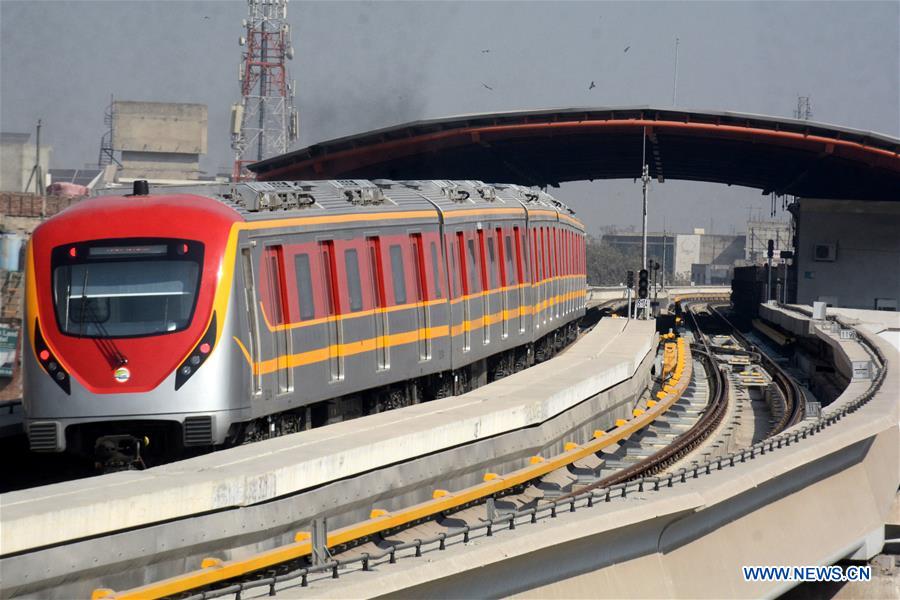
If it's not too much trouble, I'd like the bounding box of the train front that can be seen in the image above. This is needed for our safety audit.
[22,189,244,466]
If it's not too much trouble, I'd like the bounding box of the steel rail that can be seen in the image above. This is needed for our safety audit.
[558,299,728,497]
[707,304,805,431]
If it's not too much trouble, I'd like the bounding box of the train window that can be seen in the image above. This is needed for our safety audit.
[265,247,290,326]
[553,228,559,277]
[54,259,200,338]
[344,249,363,312]
[532,229,540,281]
[389,244,407,304]
[542,228,550,281]
[449,236,459,298]
[320,242,339,316]
[466,238,479,293]
[430,241,442,299]
[487,235,497,289]
[456,233,468,295]
[409,235,424,302]
[504,233,514,285]
[294,253,315,320]
[513,227,524,284]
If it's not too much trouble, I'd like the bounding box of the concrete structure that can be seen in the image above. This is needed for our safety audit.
[112,101,207,181]
[0,132,51,193]
[793,198,900,310]
[746,219,792,265]
[1,319,658,596]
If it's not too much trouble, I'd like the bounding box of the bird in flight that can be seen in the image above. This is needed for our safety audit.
[624,45,630,52]
[481,49,491,53]
[589,81,596,90]
[481,82,494,91]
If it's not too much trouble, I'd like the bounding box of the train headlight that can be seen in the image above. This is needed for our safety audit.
[175,313,217,391]
[33,320,70,394]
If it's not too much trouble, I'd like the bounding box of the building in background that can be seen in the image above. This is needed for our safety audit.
[601,229,745,285]
[0,132,52,193]
[111,101,208,182]
[746,220,792,265]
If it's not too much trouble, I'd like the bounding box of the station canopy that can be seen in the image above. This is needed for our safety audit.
[249,107,900,201]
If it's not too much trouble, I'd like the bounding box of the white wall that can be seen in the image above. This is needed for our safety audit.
[796,198,900,309]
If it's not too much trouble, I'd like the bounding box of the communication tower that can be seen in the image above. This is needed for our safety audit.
[794,96,812,121]
[231,0,299,181]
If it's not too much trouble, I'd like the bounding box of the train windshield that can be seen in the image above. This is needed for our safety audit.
[52,240,203,338]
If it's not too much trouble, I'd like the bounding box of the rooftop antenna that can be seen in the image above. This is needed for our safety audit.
[231,0,299,181]
[671,36,680,106]
[794,95,812,120]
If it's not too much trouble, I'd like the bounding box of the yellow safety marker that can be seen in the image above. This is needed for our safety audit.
[94,340,695,600]
[633,408,645,417]
[294,532,310,542]
[656,391,667,400]
[593,429,606,439]
[529,455,545,464]
[647,400,657,408]
[200,558,222,569]
[483,472,501,481]
[564,442,579,451]
[432,489,450,499]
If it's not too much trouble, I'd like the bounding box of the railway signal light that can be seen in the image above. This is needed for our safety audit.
[638,269,649,299]
[626,270,634,288]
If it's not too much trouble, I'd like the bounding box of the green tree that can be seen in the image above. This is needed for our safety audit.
[585,236,642,285]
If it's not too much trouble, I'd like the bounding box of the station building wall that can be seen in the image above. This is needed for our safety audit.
[795,198,900,310]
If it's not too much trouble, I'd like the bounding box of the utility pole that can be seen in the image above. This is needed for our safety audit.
[24,119,46,217]
[639,127,650,319]
[672,36,680,106]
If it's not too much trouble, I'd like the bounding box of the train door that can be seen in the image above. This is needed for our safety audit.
[513,226,526,333]
[263,245,292,394]
[367,237,389,370]
[496,227,509,340]
[456,231,471,352]
[410,233,431,360]
[477,229,490,346]
[319,240,343,381]
[240,247,262,396]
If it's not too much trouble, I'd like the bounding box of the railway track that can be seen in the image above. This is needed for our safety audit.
[688,301,805,434]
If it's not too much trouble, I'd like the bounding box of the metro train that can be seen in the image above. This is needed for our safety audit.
[23,179,586,465]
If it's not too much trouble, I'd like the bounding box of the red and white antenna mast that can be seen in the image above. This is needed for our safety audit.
[231,0,299,181]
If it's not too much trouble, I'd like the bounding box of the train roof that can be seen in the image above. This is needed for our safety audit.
[96,180,583,229]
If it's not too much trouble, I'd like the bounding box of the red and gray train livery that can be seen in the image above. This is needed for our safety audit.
[23,179,586,462]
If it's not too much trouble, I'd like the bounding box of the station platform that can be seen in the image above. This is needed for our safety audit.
[1,317,657,557]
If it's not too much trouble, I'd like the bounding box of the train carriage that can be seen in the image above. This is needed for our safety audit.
[23,179,586,465]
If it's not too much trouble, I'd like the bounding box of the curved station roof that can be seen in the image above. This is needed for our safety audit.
[250,107,900,201]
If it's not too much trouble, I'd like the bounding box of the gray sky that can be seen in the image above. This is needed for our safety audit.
[2,1,898,236]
